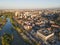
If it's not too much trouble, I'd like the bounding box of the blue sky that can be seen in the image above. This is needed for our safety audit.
[0,0,60,9]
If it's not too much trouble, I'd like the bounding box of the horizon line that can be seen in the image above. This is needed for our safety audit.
[0,7,60,10]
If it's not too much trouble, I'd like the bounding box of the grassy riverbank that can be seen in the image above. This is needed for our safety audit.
[0,17,6,30]
[1,33,13,45]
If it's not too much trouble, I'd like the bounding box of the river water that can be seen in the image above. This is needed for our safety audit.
[0,18,28,45]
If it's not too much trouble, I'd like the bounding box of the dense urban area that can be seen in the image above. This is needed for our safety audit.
[0,9,60,45]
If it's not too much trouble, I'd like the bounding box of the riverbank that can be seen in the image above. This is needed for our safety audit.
[0,18,6,30]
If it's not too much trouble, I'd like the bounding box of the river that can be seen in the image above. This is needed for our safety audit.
[0,18,29,45]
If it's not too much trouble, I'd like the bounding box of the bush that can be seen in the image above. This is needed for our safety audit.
[2,33,13,45]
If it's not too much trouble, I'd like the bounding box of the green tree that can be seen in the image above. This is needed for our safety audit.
[2,33,13,45]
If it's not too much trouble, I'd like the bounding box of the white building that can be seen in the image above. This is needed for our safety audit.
[37,29,54,44]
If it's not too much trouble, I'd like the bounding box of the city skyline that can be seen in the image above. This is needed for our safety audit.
[0,0,60,9]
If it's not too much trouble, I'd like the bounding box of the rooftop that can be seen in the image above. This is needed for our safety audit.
[38,29,53,36]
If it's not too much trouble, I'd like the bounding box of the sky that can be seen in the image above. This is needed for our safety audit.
[0,0,60,9]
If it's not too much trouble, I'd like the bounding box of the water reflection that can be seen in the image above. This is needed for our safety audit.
[0,18,28,45]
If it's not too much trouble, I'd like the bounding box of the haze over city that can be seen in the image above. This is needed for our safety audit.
[0,0,60,45]
[0,0,60,9]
